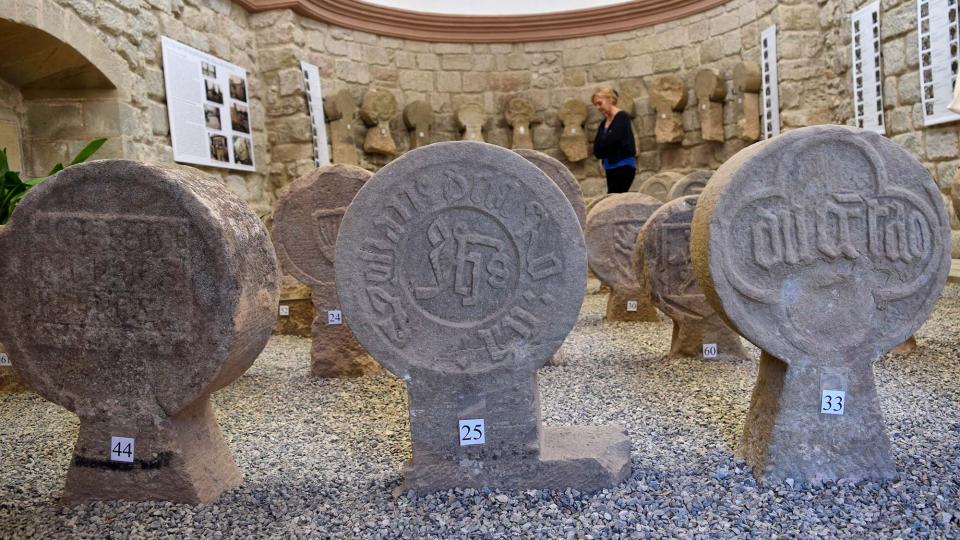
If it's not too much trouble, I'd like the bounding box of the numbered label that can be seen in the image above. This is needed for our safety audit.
[278,305,290,317]
[0,353,10,367]
[821,390,845,415]
[327,310,343,325]
[458,419,485,446]
[110,436,135,463]
[702,343,718,358]
[626,300,638,312]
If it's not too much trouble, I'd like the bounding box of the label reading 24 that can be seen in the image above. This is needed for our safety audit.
[821,390,845,415]
[110,436,135,463]
[459,419,485,446]
[0,353,9,367]
[328,310,343,325]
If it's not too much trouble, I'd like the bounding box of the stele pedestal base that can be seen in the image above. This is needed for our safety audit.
[670,317,747,359]
[62,399,241,505]
[310,284,381,378]
[606,288,658,322]
[738,352,895,483]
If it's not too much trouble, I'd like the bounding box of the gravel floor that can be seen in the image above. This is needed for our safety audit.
[2,285,960,539]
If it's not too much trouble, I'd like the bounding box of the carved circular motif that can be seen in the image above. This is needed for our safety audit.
[0,160,279,416]
[336,142,586,376]
[691,126,951,365]
[585,193,662,290]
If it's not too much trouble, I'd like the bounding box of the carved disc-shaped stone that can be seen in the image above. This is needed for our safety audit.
[515,149,586,230]
[360,89,398,125]
[651,76,688,111]
[0,160,279,415]
[324,89,356,121]
[336,141,587,377]
[637,171,685,202]
[559,99,588,125]
[691,125,951,365]
[695,69,727,102]
[733,62,762,94]
[585,193,662,290]
[504,96,535,126]
[457,103,485,141]
[637,196,715,322]
[272,164,370,287]
[667,170,712,200]
[403,100,433,130]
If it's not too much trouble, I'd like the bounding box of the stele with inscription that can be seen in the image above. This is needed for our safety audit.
[636,171,685,202]
[335,141,630,493]
[585,193,662,322]
[515,149,586,231]
[636,196,746,358]
[667,170,712,201]
[272,164,381,377]
[690,125,951,482]
[0,160,280,504]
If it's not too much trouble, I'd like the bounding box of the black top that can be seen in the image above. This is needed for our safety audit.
[592,110,636,166]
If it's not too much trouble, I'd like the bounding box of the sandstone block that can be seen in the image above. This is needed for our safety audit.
[323,89,360,165]
[360,88,398,157]
[403,100,433,150]
[558,99,589,162]
[504,97,536,150]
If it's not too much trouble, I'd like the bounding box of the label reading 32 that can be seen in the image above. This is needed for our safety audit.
[459,419,485,446]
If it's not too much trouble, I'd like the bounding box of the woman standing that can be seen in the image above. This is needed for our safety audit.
[591,86,637,193]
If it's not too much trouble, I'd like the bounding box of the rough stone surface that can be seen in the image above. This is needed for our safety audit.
[0,159,279,504]
[504,97,536,150]
[335,141,630,493]
[271,164,380,377]
[733,62,762,142]
[637,196,746,358]
[403,100,433,150]
[585,193,662,322]
[0,339,29,393]
[360,88,399,156]
[273,275,313,337]
[695,68,727,142]
[635,171,685,202]
[558,99,589,162]
[457,103,485,142]
[323,89,360,165]
[691,125,951,483]
[650,76,686,144]
[890,335,918,354]
[667,169,713,200]
[515,149,587,230]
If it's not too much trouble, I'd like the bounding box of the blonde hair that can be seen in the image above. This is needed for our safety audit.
[592,86,619,105]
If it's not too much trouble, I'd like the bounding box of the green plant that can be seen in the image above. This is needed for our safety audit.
[0,138,106,225]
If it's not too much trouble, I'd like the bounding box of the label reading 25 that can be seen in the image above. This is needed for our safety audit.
[458,419,485,446]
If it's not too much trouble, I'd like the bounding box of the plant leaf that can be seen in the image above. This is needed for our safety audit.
[46,163,64,176]
[69,138,107,165]
[0,147,8,175]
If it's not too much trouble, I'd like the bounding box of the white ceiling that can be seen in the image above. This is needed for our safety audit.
[361,0,631,16]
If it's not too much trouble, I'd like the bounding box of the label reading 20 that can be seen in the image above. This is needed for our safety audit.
[821,390,845,415]
[626,300,638,312]
[459,419,485,446]
[110,436,135,463]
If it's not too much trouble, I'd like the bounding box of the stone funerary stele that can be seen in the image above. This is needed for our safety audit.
[691,125,950,482]
[335,141,630,493]
[0,160,279,504]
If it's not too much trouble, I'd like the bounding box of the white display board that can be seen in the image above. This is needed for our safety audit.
[301,61,331,167]
[161,36,256,171]
[918,0,960,126]
[760,25,781,139]
[851,1,886,134]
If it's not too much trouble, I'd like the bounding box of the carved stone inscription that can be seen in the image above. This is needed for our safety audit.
[336,142,629,493]
[29,213,193,352]
[636,196,745,358]
[691,125,950,483]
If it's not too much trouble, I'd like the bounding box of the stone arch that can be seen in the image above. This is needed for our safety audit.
[0,0,131,176]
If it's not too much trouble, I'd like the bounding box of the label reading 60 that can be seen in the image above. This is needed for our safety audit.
[821,390,845,415]
[458,419,485,446]
[702,343,718,358]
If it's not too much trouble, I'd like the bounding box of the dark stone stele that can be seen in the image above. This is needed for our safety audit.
[0,160,280,504]
[636,196,746,358]
[335,141,630,493]
[585,193,662,322]
[271,164,381,377]
[691,125,951,483]
[515,149,587,231]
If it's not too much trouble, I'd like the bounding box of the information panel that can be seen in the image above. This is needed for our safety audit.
[301,61,331,167]
[161,36,256,171]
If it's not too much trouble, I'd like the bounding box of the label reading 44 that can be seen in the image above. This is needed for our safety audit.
[821,390,845,415]
[110,436,135,463]
[328,310,343,325]
[458,419,485,446]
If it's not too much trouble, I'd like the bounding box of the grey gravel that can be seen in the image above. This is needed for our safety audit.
[2,285,960,538]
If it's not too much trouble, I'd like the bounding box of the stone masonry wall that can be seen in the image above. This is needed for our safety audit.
[821,0,960,190]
